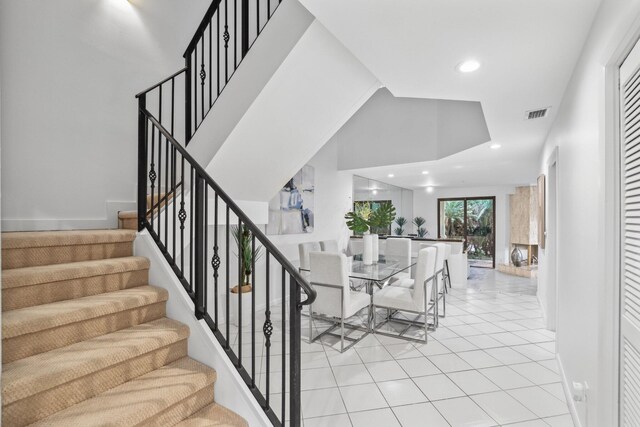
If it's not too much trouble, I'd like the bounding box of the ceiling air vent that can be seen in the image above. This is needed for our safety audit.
[525,107,550,120]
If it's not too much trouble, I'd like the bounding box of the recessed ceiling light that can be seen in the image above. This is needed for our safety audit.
[457,59,481,73]
[422,171,429,175]
[490,143,502,149]
[372,189,378,195]
[454,165,463,169]
[388,174,394,178]
[426,186,434,193]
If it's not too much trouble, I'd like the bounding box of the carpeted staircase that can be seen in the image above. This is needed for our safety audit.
[1,229,247,427]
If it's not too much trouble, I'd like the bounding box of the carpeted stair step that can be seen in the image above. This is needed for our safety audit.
[2,256,150,311]
[2,285,168,363]
[175,403,248,427]
[30,357,217,427]
[2,229,137,269]
[118,210,138,230]
[2,318,189,426]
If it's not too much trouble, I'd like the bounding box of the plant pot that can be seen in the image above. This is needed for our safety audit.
[363,234,374,265]
[230,284,252,327]
[371,233,379,262]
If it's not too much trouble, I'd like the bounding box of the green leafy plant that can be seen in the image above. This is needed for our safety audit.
[394,217,407,236]
[231,224,263,292]
[345,201,396,235]
[443,201,464,237]
[413,216,427,237]
[369,201,396,232]
[345,211,370,234]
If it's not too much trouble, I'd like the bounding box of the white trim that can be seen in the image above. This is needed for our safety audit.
[545,147,559,334]
[557,353,583,427]
[134,230,272,427]
[1,200,136,231]
[604,16,640,427]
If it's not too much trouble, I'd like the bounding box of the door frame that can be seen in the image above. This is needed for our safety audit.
[545,148,559,333]
[437,196,496,269]
[606,15,640,427]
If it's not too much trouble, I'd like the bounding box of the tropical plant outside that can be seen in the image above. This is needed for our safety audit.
[440,199,494,261]
[465,199,494,260]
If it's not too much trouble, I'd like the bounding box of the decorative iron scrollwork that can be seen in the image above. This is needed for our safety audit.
[200,65,206,86]
[223,26,230,48]
[178,201,187,229]
[263,311,273,348]
[149,163,156,185]
[211,246,220,279]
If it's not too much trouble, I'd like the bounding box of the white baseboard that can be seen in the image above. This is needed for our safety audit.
[1,200,136,231]
[556,353,583,427]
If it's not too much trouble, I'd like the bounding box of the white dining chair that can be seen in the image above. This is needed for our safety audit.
[308,252,370,352]
[443,244,452,291]
[346,239,363,257]
[371,247,437,343]
[320,240,340,253]
[431,243,447,324]
[298,242,321,271]
[385,238,412,283]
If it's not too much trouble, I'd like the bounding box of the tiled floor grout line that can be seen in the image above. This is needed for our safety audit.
[228,270,569,426]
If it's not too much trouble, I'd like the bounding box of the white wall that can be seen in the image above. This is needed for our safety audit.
[187,0,314,170]
[0,0,209,230]
[219,135,351,309]
[206,20,379,202]
[268,136,353,267]
[536,0,640,425]
[413,185,515,265]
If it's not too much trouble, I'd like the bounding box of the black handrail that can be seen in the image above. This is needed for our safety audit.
[135,1,305,424]
[137,98,314,426]
[135,67,187,99]
[143,108,315,302]
[184,0,224,57]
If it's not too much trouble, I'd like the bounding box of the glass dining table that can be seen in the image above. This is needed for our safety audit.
[301,254,417,330]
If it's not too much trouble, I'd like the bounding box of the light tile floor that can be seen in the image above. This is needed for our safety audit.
[230,269,573,426]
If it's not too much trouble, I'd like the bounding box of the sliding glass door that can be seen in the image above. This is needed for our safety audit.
[438,197,495,268]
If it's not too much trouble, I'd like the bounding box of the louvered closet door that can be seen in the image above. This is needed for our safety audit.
[620,38,640,427]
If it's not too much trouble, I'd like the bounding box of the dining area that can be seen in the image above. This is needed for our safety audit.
[298,238,454,353]
[287,238,565,427]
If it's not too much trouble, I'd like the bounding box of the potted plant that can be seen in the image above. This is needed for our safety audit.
[413,216,427,237]
[230,224,263,326]
[345,201,396,264]
[394,217,407,236]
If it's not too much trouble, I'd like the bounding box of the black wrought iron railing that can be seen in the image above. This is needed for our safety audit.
[135,1,315,425]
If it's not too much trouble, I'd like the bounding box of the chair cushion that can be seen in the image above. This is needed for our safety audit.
[345,290,370,318]
[373,286,418,312]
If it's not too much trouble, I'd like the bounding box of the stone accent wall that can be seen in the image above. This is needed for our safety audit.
[509,186,538,245]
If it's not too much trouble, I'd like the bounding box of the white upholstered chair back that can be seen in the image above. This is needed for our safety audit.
[346,239,363,257]
[412,247,437,310]
[320,240,340,253]
[298,242,321,270]
[385,238,411,265]
[309,252,350,318]
[432,243,447,291]
[450,242,463,255]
